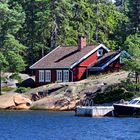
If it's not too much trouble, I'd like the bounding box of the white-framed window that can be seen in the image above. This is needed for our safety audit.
[45,70,51,82]
[39,70,44,82]
[97,49,103,57]
[57,70,62,82]
[63,70,69,82]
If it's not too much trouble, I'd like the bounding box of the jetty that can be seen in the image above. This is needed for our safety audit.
[75,106,114,117]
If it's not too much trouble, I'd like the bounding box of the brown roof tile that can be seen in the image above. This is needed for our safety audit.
[30,45,97,69]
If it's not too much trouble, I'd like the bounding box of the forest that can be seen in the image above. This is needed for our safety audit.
[0,0,140,79]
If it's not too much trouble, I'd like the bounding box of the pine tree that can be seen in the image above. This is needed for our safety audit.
[127,0,140,34]
[124,34,140,91]
[0,0,26,72]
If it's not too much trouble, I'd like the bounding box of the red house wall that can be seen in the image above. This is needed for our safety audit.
[73,51,98,81]
[35,69,56,87]
[107,58,122,71]
[35,69,73,86]
[72,48,108,81]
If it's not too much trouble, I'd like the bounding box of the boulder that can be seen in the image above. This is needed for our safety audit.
[14,94,32,106]
[0,94,32,110]
[19,78,35,88]
[0,94,15,109]
[15,103,30,110]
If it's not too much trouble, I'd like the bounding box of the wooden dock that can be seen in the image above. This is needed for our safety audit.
[75,106,114,117]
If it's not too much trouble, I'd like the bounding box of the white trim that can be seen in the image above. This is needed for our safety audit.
[88,50,130,71]
[57,70,62,82]
[70,44,110,69]
[30,45,61,69]
[102,53,121,69]
[121,50,131,58]
[88,53,121,71]
[63,70,69,82]
[88,67,103,71]
[45,70,51,82]
[39,70,45,82]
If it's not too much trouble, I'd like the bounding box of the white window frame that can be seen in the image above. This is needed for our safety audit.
[63,70,69,82]
[97,49,103,57]
[45,70,51,82]
[39,70,44,82]
[57,70,62,82]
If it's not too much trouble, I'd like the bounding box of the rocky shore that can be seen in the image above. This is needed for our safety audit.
[0,71,129,111]
[0,94,32,110]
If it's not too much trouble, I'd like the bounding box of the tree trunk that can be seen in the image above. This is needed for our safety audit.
[135,71,139,91]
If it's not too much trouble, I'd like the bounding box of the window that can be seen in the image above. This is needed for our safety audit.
[39,70,44,82]
[63,70,69,82]
[97,49,103,57]
[57,70,62,82]
[45,70,51,82]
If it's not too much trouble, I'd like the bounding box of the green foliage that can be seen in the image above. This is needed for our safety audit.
[2,86,15,92]
[11,0,127,67]
[15,87,31,93]
[124,34,140,71]
[94,88,135,104]
[0,0,139,75]
[10,73,22,82]
[127,0,140,34]
[0,1,26,73]
[123,34,140,91]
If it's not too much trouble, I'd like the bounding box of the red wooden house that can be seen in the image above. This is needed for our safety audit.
[30,36,125,86]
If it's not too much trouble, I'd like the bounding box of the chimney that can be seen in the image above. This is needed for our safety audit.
[78,35,87,51]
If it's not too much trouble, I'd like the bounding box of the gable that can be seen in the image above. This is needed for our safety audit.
[70,44,110,68]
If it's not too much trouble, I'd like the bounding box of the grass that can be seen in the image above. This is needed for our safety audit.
[15,87,31,93]
[30,106,47,110]
[2,86,15,92]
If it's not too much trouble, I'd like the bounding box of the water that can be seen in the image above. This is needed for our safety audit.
[0,111,140,140]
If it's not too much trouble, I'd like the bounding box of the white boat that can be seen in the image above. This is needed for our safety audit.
[113,98,140,117]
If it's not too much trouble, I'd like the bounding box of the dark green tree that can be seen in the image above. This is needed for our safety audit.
[127,0,140,34]
[124,34,140,91]
[0,1,26,94]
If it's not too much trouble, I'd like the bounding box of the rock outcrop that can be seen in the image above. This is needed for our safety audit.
[0,94,32,110]
[30,71,129,111]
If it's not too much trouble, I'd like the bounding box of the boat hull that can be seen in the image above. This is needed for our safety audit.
[113,104,140,117]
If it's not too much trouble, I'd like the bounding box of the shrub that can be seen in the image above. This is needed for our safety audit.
[94,88,135,104]
[15,87,31,93]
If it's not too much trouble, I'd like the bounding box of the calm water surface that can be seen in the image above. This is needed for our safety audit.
[0,111,140,140]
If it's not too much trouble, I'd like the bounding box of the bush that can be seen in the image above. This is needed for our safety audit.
[94,88,135,104]
[15,87,31,93]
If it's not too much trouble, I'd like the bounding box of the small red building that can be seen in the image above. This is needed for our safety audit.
[30,36,124,86]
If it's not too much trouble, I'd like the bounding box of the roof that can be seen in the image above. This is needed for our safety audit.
[30,44,110,69]
[30,45,96,69]
[88,51,120,71]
